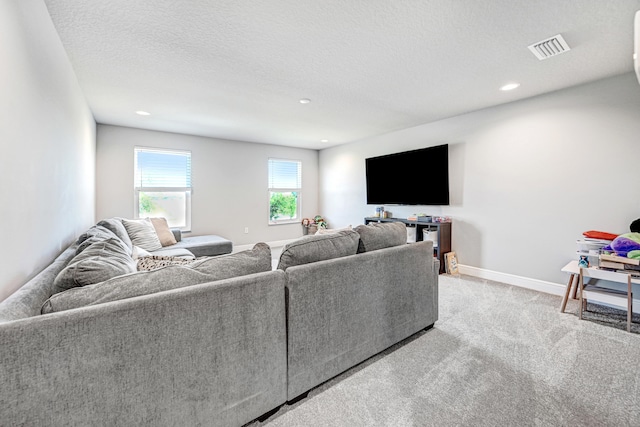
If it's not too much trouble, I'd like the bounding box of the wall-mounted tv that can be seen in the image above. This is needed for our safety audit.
[365,144,449,205]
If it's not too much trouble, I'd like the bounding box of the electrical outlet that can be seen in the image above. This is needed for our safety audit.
[244,227,249,234]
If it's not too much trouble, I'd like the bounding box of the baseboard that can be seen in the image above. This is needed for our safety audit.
[458,264,640,313]
[457,264,566,296]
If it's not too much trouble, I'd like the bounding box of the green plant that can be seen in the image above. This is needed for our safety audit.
[313,215,327,228]
[270,192,298,220]
[139,192,157,215]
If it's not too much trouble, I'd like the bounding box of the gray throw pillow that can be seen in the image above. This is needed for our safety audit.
[42,243,272,314]
[97,218,133,251]
[53,237,137,294]
[75,225,120,255]
[354,222,407,253]
[121,218,162,252]
[277,230,359,271]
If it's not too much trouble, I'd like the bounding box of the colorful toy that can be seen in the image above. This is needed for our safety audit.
[603,232,640,258]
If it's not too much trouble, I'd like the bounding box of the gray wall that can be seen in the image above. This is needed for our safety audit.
[96,125,318,245]
[319,73,640,285]
[0,0,96,301]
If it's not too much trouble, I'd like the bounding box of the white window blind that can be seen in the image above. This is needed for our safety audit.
[135,148,192,189]
[268,159,301,189]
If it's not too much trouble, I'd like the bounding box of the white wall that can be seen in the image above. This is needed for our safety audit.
[0,0,96,301]
[96,125,318,245]
[319,73,640,286]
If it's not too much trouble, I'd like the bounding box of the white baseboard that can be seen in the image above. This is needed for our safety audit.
[458,264,640,313]
[457,264,566,296]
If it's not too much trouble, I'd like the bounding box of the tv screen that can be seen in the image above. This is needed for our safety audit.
[365,144,449,205]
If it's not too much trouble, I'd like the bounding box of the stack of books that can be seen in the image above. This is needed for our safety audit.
[598,254,640,276]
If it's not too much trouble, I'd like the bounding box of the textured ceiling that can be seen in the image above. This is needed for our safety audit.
[44,0,640,149]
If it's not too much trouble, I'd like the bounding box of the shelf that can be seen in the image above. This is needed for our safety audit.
[364,217,451,274]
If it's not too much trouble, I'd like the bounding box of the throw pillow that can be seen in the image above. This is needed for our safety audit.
[53,237,137,294]
[277,230,359,271]
[97,218,133,251]
[75,225,120,255]
[150,217,177,247]
[121,218,163,252]
[354,222,407,253]
[132,245,153,259]
[315,225,352,235]
[42,243,272,314]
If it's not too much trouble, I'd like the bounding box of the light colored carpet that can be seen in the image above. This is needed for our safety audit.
[248,274,640,427]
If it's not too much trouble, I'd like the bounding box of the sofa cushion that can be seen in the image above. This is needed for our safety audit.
[277,230,359,271]
[150,217,177,247]
[75,225,121,255]
[97,217,133,251]
[189,242,272,275]
[42,243,272,314]
[53,237,137,294]
[121,218,163,252]
[354,222,407,253]
[171,235,233,257]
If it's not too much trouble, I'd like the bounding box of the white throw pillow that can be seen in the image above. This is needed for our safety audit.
[121,218,162,252]
[132,245,153,260]
[315,225,352,235]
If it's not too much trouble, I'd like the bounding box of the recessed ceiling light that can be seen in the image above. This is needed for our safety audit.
[299,98,311,104]
[320,139,329,143]
[500,83,520,91]
[136,110,151,116]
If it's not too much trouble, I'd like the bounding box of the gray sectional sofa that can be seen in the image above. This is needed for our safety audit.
[0,220,438,426]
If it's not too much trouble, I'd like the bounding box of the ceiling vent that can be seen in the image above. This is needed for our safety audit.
[528,34,570,60]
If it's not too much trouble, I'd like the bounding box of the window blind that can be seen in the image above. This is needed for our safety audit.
[268,159,301,189]
[135,148,191,188]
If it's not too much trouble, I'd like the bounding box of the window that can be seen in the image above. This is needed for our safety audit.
[134,147,192,231]
[268,158,301,224]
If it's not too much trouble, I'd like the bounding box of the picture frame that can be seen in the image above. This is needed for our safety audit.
[445,251,459,275]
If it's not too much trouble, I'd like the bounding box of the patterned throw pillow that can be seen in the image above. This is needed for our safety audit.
[121,218,163,252]
[137,255,195,271]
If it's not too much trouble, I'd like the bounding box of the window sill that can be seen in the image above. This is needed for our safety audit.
[269,220,299,226]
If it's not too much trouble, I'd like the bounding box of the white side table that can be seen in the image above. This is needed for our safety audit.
[560,260,580,313]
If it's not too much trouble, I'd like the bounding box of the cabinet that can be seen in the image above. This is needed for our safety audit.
[364,217,451,274]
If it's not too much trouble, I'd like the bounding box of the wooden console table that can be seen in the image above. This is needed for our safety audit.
[364,217,451,274]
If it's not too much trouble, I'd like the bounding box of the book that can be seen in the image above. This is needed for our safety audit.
[599,253,640,266]
[599,260,625,270]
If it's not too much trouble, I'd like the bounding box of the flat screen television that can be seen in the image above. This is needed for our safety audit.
[365,144,449,205]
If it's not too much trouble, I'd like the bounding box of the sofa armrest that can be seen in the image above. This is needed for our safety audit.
[171,228,182,242]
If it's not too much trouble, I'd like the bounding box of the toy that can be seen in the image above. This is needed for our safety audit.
[603,232,640,258]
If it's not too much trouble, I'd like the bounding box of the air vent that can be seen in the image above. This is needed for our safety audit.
[528,34,570,60]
